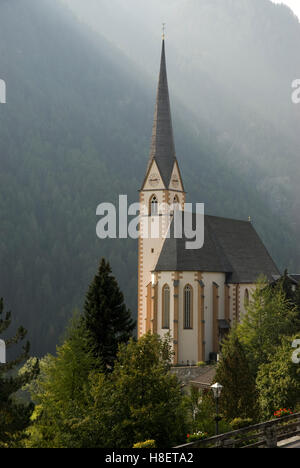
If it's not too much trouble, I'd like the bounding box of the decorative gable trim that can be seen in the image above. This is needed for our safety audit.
[140,158,166,191]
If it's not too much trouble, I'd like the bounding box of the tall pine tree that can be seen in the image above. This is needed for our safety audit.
[0,298,39,447]
[81,258,136,370]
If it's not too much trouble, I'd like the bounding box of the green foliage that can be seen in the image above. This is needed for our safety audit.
[238,278,298,375]
[215,328,259,422]
[196,361,206,367]
[80,333,188,448]
[229,418,253,431]
[81,258,136,370]
[186,387,231,437]
[256,336,300,420]
[26,332,187,448]
[25,316,96,448]
[133,440,156,448]
[0,299,39,447]
[186,431,208,442]
[276,270,300,327]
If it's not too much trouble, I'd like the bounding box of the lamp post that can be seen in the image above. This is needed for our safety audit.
[211,382,223,436]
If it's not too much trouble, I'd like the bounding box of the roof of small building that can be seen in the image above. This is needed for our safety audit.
[190,366,216,389]
[290,274,300,284]
[154,213,280,283]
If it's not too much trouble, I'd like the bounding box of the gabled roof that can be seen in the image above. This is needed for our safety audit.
[144,39,177,188]
[154,214,280,284]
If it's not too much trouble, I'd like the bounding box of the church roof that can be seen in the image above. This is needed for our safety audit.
[145,39,177,188]
[154,214,280,283]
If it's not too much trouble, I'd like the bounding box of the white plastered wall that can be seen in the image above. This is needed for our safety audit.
[202,272,226,361]
[156,271,227,363]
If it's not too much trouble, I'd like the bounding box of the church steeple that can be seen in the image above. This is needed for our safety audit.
[147,38,177,188]
[138,35,185,340]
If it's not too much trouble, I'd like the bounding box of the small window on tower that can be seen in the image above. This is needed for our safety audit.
[150,195,158,216]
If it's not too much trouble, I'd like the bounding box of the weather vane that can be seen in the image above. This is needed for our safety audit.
[162,23,166,40]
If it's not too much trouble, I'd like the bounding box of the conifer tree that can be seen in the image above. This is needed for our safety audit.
[81,258,136,370]
[215,327,259,422]
[0,298,39,447]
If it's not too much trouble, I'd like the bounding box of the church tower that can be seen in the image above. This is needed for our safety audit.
[138,38,185,338]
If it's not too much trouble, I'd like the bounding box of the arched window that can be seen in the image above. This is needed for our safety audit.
[170,195,180,216]
[244,289,249,307]
[184,285,193,329]
[150,195,158,216]
[162,284,170,329]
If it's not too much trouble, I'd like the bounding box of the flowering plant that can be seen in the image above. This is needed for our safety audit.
[274,408,293,418]
[186,431,208,443]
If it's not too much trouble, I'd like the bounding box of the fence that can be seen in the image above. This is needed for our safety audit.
[175,412,300,448]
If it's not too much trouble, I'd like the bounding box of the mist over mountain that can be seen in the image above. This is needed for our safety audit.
[64,0,300,226]
[0,0,299,355]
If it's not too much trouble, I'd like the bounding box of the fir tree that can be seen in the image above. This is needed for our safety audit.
[215,327,259,422]
[81,258,136,370]
[0,298,39,447]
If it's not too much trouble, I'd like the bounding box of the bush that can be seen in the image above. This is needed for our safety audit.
[133,440,156,448]
[186,431,208,443]
[196,361,206,367]
[273,409,293,419]
[230,418,253,430]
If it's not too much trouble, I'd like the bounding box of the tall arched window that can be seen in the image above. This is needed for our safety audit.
[244,289,249,307]
[162,284,170,329]
[184,285,193,329]
[150,195,158,216]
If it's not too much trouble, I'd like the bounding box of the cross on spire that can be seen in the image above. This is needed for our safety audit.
[162,23,166,40]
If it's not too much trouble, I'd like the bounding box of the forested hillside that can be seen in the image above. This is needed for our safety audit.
[0,0,298,356]
[67,0,300,237]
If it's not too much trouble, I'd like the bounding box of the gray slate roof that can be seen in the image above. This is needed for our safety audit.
[144,39,177,188]
[154,214,280,284]
[290,274,300,284]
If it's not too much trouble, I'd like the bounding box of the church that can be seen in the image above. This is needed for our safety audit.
[137,38,280,364]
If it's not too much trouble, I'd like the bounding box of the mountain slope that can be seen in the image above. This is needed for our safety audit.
[65,0,300,233]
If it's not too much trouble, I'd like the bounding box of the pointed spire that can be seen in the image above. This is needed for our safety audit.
[148,38,177,187]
